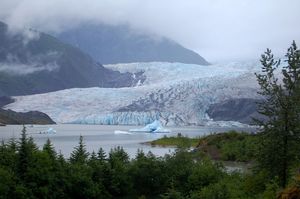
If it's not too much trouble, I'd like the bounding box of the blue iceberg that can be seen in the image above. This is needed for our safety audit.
[39,127,57,134]
[47,127,57,134]
[129,120,171,133]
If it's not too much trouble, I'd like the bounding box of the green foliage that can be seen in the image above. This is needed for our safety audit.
[43,138,57,160]
[191,174,251,199]
[150,134,199,148]
[199,131,252,147]
[17,126,38,181]
[0,167,16,199]
[0,128,286,198]
[151,131,258,162]
[243,170,270,195]
[108,146,129,166]
[188,158,225,197]
[262,180,280,199]
[255,41,300,187]
[106,146,131,197]
[220,133,257,162]
[161,188,184,199]
[70,135,89,164]
[0,138,17,170]
[129,151,167,197]
[164,149,196,195]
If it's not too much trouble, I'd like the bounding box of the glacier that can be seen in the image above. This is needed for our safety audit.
[5,61,262,126]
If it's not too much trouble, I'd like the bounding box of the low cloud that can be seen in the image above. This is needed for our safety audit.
[0,0,299,62]
[1,52,61,75]
[0,62,59,76]
[20,29,40,45]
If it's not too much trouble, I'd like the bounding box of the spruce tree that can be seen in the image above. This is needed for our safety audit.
[97,147,107,163]
[255,41,300,187]
[43,138,57,161]
[0,138,17,171]
[17,126,35,180]
[70,135,89,164]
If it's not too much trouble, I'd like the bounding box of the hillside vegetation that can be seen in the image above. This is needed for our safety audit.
[150,131,257,162]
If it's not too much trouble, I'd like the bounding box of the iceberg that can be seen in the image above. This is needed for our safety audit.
[114,130,132,135]
[129,120,171,133]
[205,120,251,128]
[46,127,57,134]
[39,127,56,134]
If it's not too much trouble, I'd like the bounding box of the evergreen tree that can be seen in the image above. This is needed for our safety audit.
[97,147,107,163]
[90,151,97,161]
[70,135,89,164]
[0,167,16,199]
[108,146,129,166]
[107,147,131,196]
[129,150,167,197]
[135,149,146,160]
[17,126,37,180]
[255,41,300,187]
[42,138,57,161]
[0,138,17,172]
[57,151,65,166]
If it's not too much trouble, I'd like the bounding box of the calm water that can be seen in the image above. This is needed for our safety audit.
[0,124,256,158]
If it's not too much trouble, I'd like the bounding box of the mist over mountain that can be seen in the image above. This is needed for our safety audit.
[56,23,209,65]
[1,1,299,62]
[0,21,141,96]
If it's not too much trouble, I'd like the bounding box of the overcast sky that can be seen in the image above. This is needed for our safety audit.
[0,0,299,62]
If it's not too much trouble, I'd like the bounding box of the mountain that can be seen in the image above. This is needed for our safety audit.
[5,62,261,126]
[0,95,55,125]
[0,21,141,96]
[0,96,14,108]
[57,23,209,65]
[0,108,55,125]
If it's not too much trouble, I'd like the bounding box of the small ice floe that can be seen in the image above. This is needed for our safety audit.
[39,127,57,134]
[47,128,57,134]
[129,120,171,133]
[205,120,251,128]
[114,130,132,135]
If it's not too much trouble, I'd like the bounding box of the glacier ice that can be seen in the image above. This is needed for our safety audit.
[5,61,262,126]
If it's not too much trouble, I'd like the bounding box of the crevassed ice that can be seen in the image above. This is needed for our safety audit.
[5,61,261,126]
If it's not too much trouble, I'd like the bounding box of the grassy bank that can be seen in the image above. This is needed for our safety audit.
[149,131,258,162]
[149,133,200,148]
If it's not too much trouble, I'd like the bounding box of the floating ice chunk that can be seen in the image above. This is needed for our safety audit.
[114,130,132,135]
[153,126,171,133]
[205,120,251,128]
[46,127,57,134]
[129,120,171,133]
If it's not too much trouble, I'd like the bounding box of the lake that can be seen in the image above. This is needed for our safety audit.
[0,124,256,158]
